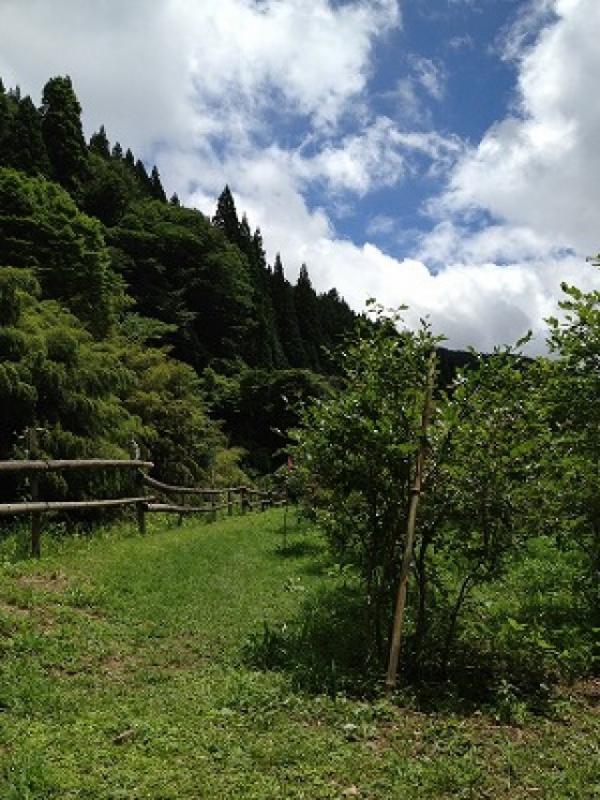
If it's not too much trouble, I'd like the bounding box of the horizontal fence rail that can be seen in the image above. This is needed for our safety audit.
[0,448,287,558]
[0,497,152,516]
[0,459,154,473]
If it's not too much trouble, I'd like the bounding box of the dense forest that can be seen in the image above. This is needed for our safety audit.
[0,74,364,492]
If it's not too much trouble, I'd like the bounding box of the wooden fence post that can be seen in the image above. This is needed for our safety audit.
[227,489,233,516]
[240,487,247,514]
[211,490,217,522]
[134,467,146,536]
[28,428,42,559]
[178,492,184,527]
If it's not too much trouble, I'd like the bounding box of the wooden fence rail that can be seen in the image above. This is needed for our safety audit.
[140,474,283,521]
[0,455,286,558]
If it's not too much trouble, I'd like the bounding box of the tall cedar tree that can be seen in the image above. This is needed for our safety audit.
[89,125,111,158]
[40,76,88,193]
[271,254,307,367]
[150,165,167,202]
[295,263,323,370]
[237,214,285,368]
[10,95,51,176]
[213,185,241,246]
[0,79,9,161]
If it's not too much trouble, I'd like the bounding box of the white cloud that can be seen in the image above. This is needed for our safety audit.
[366,215,396,236]
[1,0,599,354]
[292,118,463,195]
[0,0,400,153]
[435,0,600,258]
[382,54,446,125]
[409,55,446,101]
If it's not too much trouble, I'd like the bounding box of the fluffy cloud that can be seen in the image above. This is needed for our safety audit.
[1,0,599,353]
[0,0,400,151]
[436,0,600,257]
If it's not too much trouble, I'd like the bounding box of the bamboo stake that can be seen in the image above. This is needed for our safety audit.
[385,350,436,697]
[28,428,42,558]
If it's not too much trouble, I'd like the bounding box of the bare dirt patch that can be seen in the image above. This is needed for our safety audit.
[0,601,30,620]
[17,571,69,593]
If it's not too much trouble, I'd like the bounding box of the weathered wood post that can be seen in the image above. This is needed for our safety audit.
[28,428,42,559]
[283,482,289,552]
[211,490,217,522]
[178,492,184,527]
[227,488,233,517]
[240,486,247,514]
[132,441,146,535]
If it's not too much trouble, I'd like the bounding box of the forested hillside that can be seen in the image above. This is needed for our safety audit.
[0,74,357,485]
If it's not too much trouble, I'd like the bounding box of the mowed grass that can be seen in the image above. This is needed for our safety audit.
[0,511,598,799]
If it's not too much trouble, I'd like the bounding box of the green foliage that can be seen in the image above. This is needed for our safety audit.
[292,302,596,689]
[109,198,255,368]
[40,75,89,193]
[0,268,230,501]
[208,367,333,473]
[0,168,123,336]
[546,278,600,627]
[292,307,439,656]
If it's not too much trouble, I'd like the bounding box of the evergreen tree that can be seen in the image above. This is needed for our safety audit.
[135,158,152,193]
[295,263,323,370]
[150,165,167,202]
[0,79,10,167]
[89,125,110,158]
[317,287,357,370]
[271,254,306,367]
[124,148,135,169]
[169,192,180,206]
[10,95,51,175]
[249,226,286,367]
[40,75,88,192]
[112,141,123,159]
[212,185,240,245]
[82,153,130,227]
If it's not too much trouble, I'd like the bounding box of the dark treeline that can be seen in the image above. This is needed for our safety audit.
[0,74,358,492]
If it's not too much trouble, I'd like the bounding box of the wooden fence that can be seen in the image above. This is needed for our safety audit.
[0,456,286,558]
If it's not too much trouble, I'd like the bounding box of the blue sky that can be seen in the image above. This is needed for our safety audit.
[1,0,599,351]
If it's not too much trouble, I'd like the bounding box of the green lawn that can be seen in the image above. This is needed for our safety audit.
[0,511,598,799]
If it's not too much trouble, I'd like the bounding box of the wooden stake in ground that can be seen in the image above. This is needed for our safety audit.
[28,427,42,558]
[385,350,436,696]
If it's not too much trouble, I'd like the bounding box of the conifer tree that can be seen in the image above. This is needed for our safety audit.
[170,192,180,206]
[40,75,88,191]
[10,95,51,176]
[135,159,152,192]
[89,125,110,158]
[271,254,306,367]
[212,185,241,245]
[295,263,323,369]
[150,165,167,202]
[124,148,135,169]
[112,141,123,159]
[0,79,10,167]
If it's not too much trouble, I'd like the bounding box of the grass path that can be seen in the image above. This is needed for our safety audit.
[0,511,598,799]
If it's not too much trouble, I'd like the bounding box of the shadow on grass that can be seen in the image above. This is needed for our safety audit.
[274,539,324,559]
[244,582,383,698]
[243,576,589,718]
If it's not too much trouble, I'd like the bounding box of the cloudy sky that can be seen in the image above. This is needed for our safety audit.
[1,0,599,351]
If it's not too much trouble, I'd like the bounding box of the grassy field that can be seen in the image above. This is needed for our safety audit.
[0,510,598,799]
